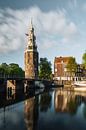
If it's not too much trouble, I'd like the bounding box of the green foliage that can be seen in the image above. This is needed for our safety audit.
[67,98,77,115]
[0,63,24,77]
[82,51,86,69]
[66,57,77,73]
[39,58,52,79]
[0,63,9,74]
[40,92,52,112]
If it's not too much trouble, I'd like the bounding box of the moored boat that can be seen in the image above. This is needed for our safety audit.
[72,81,86,92]
[73,81,86,87]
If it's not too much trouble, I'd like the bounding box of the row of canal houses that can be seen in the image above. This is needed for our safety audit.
[54,56,86,81]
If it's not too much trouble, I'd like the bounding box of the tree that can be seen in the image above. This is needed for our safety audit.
[66,57,77,75]
[82,51,86,69]
[39,58,52,80]
[0,63,24,77]
[8,63,24,77]
[0,63,9,76]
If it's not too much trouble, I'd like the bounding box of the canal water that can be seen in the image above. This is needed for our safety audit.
[0,88,86,130]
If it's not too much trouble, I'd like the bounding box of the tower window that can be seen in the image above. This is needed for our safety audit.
[29,46,33,49]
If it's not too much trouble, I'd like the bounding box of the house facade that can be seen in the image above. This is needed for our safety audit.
[54,56,75,80]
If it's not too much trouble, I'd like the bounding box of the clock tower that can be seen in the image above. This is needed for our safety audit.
[24,20,39,79]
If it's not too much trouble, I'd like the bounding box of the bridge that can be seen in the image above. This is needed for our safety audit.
[0,77,59,100]
[0,76,63,100]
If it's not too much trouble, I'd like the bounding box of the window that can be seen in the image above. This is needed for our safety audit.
[29,46,33,49]
[55,68,57,72]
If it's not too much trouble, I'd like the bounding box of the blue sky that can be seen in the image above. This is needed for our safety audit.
[0,0,86,71]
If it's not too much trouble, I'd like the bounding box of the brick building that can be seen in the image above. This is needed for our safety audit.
[54,56,86,81]
[54,56,74,80]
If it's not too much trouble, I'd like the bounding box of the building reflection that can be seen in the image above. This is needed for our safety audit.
[39,92,52,112]
[54,89,86,114]
[24,96,39,130]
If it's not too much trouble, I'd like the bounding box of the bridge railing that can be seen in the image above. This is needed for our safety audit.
[0,73,25,79]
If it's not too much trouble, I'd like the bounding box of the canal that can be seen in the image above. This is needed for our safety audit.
[0,88,86,130]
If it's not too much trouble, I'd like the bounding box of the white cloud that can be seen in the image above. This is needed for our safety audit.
[39,39,57,49]
[63,22,77,38]
[0,6,77,54]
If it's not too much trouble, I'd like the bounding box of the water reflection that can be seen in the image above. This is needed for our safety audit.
[39,92,52,112]
[24,96,39,130]
[1,87,86,130]
[54,89,86,115]
[24,91,52,130]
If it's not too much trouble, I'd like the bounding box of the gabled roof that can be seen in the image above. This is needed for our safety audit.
[54,56,72,63]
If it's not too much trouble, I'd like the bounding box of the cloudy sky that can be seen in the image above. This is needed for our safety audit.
[0,0,86,70]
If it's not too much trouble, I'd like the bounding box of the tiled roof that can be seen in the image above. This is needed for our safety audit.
[54,56,71,63]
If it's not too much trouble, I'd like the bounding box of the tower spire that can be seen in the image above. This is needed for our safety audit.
[24,20,39,79]
[29,18,33,31]
[30,18,33,26]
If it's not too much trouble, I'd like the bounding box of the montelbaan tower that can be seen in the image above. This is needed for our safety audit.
[24,21,39,79]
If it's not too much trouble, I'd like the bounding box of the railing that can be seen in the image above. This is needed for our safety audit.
[0,74,25,79]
